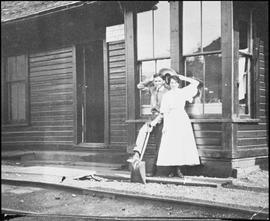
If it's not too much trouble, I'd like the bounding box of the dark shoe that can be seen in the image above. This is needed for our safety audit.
[176,167,184,178]
[168,171,175,178]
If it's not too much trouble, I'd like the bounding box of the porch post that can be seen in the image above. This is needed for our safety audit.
[170,1,184,74]
[124,8,139,153]
[221,1,236,160]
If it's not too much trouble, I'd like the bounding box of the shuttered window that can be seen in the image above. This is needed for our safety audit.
[4,54,29,124]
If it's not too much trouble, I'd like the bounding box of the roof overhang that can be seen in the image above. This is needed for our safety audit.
[1,1,158,26]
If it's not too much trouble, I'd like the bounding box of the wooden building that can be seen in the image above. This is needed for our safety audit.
[1,1,268,177]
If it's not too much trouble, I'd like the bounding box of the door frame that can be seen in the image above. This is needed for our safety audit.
[73,40,109,148]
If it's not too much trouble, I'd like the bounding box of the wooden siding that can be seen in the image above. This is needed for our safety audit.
[2,47,74,149]
[108,40,127,148]
[142,122,224,159]
[235,39,269,158]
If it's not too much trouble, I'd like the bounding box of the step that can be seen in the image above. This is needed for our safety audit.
[2,150,128,165]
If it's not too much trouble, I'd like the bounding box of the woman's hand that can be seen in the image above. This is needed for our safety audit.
[178,75,199,87]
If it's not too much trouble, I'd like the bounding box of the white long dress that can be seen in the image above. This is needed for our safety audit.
[156,84,200,166]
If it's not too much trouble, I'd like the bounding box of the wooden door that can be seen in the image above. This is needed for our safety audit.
[81,41,104,143]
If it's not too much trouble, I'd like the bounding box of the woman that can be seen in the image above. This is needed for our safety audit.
[156,73,200,178]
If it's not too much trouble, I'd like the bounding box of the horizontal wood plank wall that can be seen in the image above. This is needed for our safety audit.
[236,39,269,158]
[192,123,224,158]
[141,122,224,158]
[108,40,127,148]
[2,47,74,150]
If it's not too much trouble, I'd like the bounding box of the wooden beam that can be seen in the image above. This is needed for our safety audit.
[221,1,235,119]
[221,2,237,156]
[103,40,110,146]
[124,8,139,153]
[170,1,184,74]
[233,5,239,117]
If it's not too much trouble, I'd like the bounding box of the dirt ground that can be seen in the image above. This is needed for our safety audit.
[1,183,264,220]
[1,161,268,219]
[231,169,269,188]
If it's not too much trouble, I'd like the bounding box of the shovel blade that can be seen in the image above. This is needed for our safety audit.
[130,161,146,184]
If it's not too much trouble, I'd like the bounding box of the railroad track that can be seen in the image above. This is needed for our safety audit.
[2,179,269,220]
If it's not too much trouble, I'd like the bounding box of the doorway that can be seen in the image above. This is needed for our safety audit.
[77,41,105,144]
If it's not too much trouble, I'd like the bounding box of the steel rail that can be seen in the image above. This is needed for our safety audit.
[2,178,269,220]
[1,208,190,221]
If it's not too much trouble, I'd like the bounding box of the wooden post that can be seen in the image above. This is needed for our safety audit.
[103,40,110,146]
[170,1,184,75]
[221,1,236,159]
[124,8,139,153]
[221,1,235,119]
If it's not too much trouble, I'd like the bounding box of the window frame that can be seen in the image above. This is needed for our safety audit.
[136,2,171,117]
[237,9,255,118]
[2,53,30,126]
[182,1,222,117]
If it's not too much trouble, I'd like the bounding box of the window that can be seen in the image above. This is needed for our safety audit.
[183,1,222,116]
[137,1,170,116]
[3,54,29,124]
[238,14,253,116]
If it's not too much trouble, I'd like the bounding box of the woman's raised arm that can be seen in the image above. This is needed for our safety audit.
[177,75,200,87]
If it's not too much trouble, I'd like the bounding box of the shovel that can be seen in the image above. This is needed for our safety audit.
[130,124,152,184]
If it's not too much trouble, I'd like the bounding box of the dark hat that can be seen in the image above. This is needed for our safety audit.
[158,68,178,77]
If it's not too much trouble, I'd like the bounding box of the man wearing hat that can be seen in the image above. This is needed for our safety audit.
[127,68,177,176]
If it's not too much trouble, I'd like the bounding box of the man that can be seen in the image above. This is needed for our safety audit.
[127,68,177,176]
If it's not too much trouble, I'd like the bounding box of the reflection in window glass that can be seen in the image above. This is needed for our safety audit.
[185,56,204,115]
[185,54,222,115]
[141,61,155,81]
[154,1,170,58]
[202,1,221,51]
[183,1,201,55]
[140,61,155,115]
[204,54,222,114]
[239,20,248,50]
[238,55,250,114]
[137,11,153,60]
[157,59,171,72]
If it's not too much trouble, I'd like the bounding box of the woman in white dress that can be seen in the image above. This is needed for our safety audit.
[156,74,200,178]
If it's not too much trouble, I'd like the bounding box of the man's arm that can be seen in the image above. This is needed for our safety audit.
[137,76,154,90]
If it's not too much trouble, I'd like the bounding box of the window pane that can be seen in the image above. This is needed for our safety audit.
[183,1,201,55]
[141,60,155,80]
[8,82,26,122]
[137,11,153,60]
[7,55,26,81]
[202,1,221,52]
[17,83,26,120]
[238,55,250,114]
[185,56,204,115]
[156,59,171,72]
[154,1,170,58]
[239,20,248,50]
[7,57,16,81]
[204,54,222,114]
[140,61,155,115]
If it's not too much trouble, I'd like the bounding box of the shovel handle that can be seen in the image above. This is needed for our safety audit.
[139,130,151,161]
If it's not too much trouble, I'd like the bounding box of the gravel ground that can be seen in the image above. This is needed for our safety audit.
[3,184,252,219]
[2,161,268,213]
[71,169,269,210]
[231,169,269,188]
